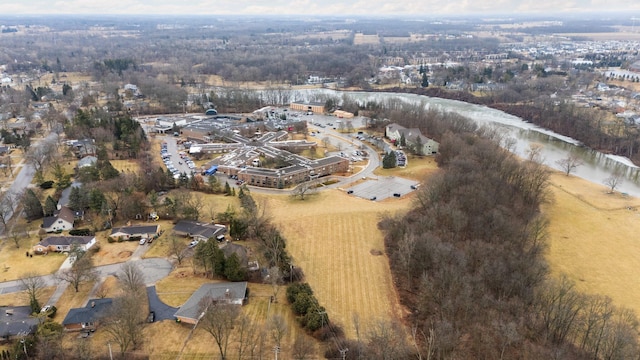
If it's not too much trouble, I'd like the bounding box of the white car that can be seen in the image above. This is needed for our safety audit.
[139,238,146,245]
[188,240,199,248]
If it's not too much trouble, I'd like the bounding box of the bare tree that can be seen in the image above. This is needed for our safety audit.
[9,223,28,248]
[526,143,545,164]
[56,255,97,292]
[20,272,45,313]
[268,314,288,348]
[556,154,583,176]
[118,262,145,295]
[103,293,147,357]
[234,313,257,360]
[0,190,16,231]
[291,180,318,201]
[321,136,331,148]
[603,172,624,194]
[169,235,188,265]
[267,266,284,303]
[365,319,410,360]
[292,333,316,360]
[198,298,240,360]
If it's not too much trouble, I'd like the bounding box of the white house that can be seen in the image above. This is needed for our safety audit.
[42,206,75,233]
[385,123,439,155]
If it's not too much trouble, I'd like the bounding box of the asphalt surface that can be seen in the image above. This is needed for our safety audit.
[146,285,179,321]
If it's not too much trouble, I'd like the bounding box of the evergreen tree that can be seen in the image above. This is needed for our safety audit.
[68,186,88,211]
[22,189,44,220]
[224,253,247,281]
[44,195,58,217]
[421,73,429,88]
[224,182,232,196]
[98,160,120,180]
[382,151,397,169]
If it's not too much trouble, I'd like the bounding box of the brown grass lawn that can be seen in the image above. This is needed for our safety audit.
[110,159,141,174]
[0,238,66,282]
[91,240,139,267]
[145,281,311,359]
[254,189,412,338]
[0,285,57,307]
[544,172,640,316]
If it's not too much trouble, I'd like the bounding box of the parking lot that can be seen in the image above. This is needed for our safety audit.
[346,176,419,201]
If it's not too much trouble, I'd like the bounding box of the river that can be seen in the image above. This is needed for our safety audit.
[292,89,640,198]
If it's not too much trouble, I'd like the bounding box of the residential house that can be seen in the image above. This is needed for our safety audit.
[42,206,75,233]
[109,224,160,241]
[173,220,226,242]
[385,123,439,155]
[221,243,248,267]
[174,282,247,324]
[62,299,112,332]
[77,156,97,168]
[32,235,96,254]
[0,306,39,339]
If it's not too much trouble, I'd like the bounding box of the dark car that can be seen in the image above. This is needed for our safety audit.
[393,193,401,197]
[370,196,377,201]
[347,190,354,194]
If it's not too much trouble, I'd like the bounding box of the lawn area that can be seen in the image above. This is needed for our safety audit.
[374,154,440,181]
[111,159,141,173]
[145,282,311,359]
[256,189,413,338]
[0,236,66,282]
[544,172,640,317]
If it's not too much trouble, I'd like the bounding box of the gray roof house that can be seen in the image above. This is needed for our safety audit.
[77,156,97,168]
[62,298,113,332]
[110,224,160,241]
[385,123,439,155]
[0,306,39,339]
[33,235,96,254]
[174,282,247,324]
[173,220,226,241]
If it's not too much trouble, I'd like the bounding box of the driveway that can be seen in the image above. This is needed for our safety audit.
[146,285,178,322]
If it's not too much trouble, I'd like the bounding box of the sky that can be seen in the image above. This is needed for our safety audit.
[1,0,639,16]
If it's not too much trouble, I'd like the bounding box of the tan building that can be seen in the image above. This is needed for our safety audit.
[333,110,354,119]
[290,101,325,114]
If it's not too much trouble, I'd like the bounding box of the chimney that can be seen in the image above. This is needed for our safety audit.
[91,301,95,308]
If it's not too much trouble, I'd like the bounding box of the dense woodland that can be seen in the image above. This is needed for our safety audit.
[377,105,640,359]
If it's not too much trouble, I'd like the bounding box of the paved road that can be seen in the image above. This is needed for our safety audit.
[146,285,179,321]
[2,133,59,232]
[0,257,173,306]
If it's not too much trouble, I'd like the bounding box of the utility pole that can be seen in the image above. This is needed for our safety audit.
[273,345,280,360]
[317,310,326,328]
[107,341,113,360]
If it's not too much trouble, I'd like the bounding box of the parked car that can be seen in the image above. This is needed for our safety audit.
[139,238,146,245]
[188,240,199,248]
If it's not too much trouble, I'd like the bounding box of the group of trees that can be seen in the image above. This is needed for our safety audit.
[377,104,639,358]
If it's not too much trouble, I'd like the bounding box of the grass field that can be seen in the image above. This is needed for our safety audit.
[255,190,411,338]
[544,173,640,316]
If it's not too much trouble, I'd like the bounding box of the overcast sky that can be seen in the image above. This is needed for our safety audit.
[0,0,639,16]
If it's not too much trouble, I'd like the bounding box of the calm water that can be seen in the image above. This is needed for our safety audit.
[294,89,640,197]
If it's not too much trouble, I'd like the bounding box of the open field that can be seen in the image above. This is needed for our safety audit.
[544,172,640,317]
[255,189,412,338]
[0,237,66,282]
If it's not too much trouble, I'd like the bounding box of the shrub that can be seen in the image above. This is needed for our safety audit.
[69,228,94,236]
[39,180,54,189]
[107,237,116,243]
